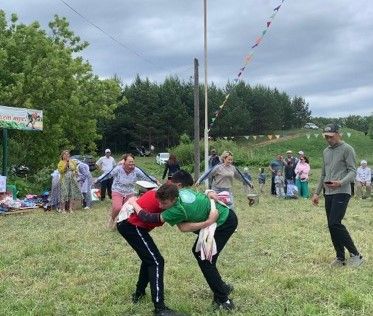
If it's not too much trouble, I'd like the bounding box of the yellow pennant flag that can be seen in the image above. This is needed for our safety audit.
[267,135,273,140]
[306,134,311,139]
[275,134,280,139]
[253,135,257,140]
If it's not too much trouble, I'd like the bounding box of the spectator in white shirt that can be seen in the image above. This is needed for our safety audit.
[355,160,371,199]
[96,149,116,201]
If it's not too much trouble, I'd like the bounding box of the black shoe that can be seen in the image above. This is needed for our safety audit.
[223,283,234,295]
[131,292,145,304]
[153,306,183,316]
[212,298,235,311]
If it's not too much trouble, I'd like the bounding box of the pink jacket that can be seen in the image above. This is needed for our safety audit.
[295,161,310,180]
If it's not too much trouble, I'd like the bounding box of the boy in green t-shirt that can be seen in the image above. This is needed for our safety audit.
[129,170,238,311]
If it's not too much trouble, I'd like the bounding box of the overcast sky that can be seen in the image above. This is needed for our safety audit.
[2,0,373,118]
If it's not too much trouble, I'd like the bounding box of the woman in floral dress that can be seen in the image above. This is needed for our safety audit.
[57,150,82,213]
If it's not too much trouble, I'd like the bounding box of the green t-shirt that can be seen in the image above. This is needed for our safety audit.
[161,188,229,226]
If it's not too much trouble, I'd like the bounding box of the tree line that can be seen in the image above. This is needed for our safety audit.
[102,76,314,153]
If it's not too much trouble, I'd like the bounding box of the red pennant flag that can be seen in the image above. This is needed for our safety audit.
[245,54,252,62]
[267,21,271,27]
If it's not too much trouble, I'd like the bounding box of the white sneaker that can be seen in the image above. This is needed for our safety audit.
[84,206,90,210]
[330,258,346,267]
[348,254,364,267]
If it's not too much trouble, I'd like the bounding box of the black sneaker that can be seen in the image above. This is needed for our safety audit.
[223,283,234,295]
[131,292,145,304]
[153,306,183,316]
[212,298,235,311]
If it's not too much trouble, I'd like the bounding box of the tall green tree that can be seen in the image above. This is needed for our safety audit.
[0,11,121,172]
[290,96,311,127]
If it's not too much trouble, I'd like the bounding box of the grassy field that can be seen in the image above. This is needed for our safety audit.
[1,134,372,316]
[1,176,372,315]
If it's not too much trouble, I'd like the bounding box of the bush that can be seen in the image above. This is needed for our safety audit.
[7,177,32,198]
[170,139,266,171]
[6,165,54,198]
[29,165,55,193]
[170,142,199,166]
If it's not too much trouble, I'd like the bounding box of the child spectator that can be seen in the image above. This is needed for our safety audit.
[274,170,285,198]
[258,168,266,193]
[285,180,298,199]
[243,167,253,194]
[77,160,93,209]
[208,149,221,169]
[243,167,252,182]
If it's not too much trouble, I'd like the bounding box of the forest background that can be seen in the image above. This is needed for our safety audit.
[0,12,372,194]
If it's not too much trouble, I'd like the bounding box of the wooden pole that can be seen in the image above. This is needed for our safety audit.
[203,0,209,187]
[2,128,8,176]
[193,58,200,181]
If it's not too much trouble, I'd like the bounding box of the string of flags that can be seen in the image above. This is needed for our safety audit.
[213,132,353,140]
[209,0,286,131]
[305,132,351,139]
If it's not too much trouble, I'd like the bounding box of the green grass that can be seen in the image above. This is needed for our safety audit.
[1,176,372,315]
[1,133,372,316]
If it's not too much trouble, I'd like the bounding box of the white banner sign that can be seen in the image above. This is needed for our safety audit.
[0,105,43,131]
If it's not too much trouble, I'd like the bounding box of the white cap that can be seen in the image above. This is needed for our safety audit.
[298,151,304,155]
[286,150,292,154]
[361,160,367,165]
[244,167,249,171]
[105,148,111,153]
